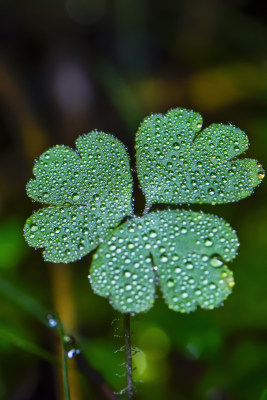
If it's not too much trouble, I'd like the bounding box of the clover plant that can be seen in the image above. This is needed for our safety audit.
[24,108,264,399]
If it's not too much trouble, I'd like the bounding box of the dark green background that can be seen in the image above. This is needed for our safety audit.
[0,1,266,399]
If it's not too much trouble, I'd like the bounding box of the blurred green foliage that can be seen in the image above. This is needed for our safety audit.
[0,217,28,269]
[260,390,267,400]
[0,0,266,399]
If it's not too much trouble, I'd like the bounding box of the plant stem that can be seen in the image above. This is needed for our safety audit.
[55,314,71,400]
[62,348,71,400]
[123,313,134,400]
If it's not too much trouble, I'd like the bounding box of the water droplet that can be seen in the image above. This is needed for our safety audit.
[124,270,131,278]
[221,271,227,278]
[125,284,132,291]
[172,253,180,261]
[209,255,224,268]
[186,262,194,270]
[172,142,180,150]
[209,283,217,290]
[167,279,175,288]
[30,224,38,232]
[149,230,157,238]
[204,238,213,247]
[258,171,265,180]
[160,254,168,263]
[67,348,81,359]
[72,193,80,202]
[227,277,235,288]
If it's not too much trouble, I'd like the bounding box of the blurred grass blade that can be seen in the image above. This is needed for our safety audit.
[0,277,48,324]
[0,327,57,364]
[96,61,143,131]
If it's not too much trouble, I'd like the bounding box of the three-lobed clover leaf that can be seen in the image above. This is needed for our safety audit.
[136,108,264,206]
[24,108,264,314]
[24,131,133,263]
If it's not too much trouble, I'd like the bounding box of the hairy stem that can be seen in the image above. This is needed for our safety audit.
[123,313,134,400]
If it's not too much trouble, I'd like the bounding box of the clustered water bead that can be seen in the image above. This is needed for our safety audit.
[46,313,57,328]
[136,108,264,205]
[63,335,81,359]
[90,210,239,314]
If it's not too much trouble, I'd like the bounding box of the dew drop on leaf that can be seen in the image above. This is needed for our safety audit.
[30,224,38,232]
[167,279,175,288]
[209,254,224,268]
[204,238,213,247]
[72,193,80,202]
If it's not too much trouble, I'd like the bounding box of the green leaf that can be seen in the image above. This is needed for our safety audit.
[24,131,133,263]
[136,108,264,205]
[90,210,239,314]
